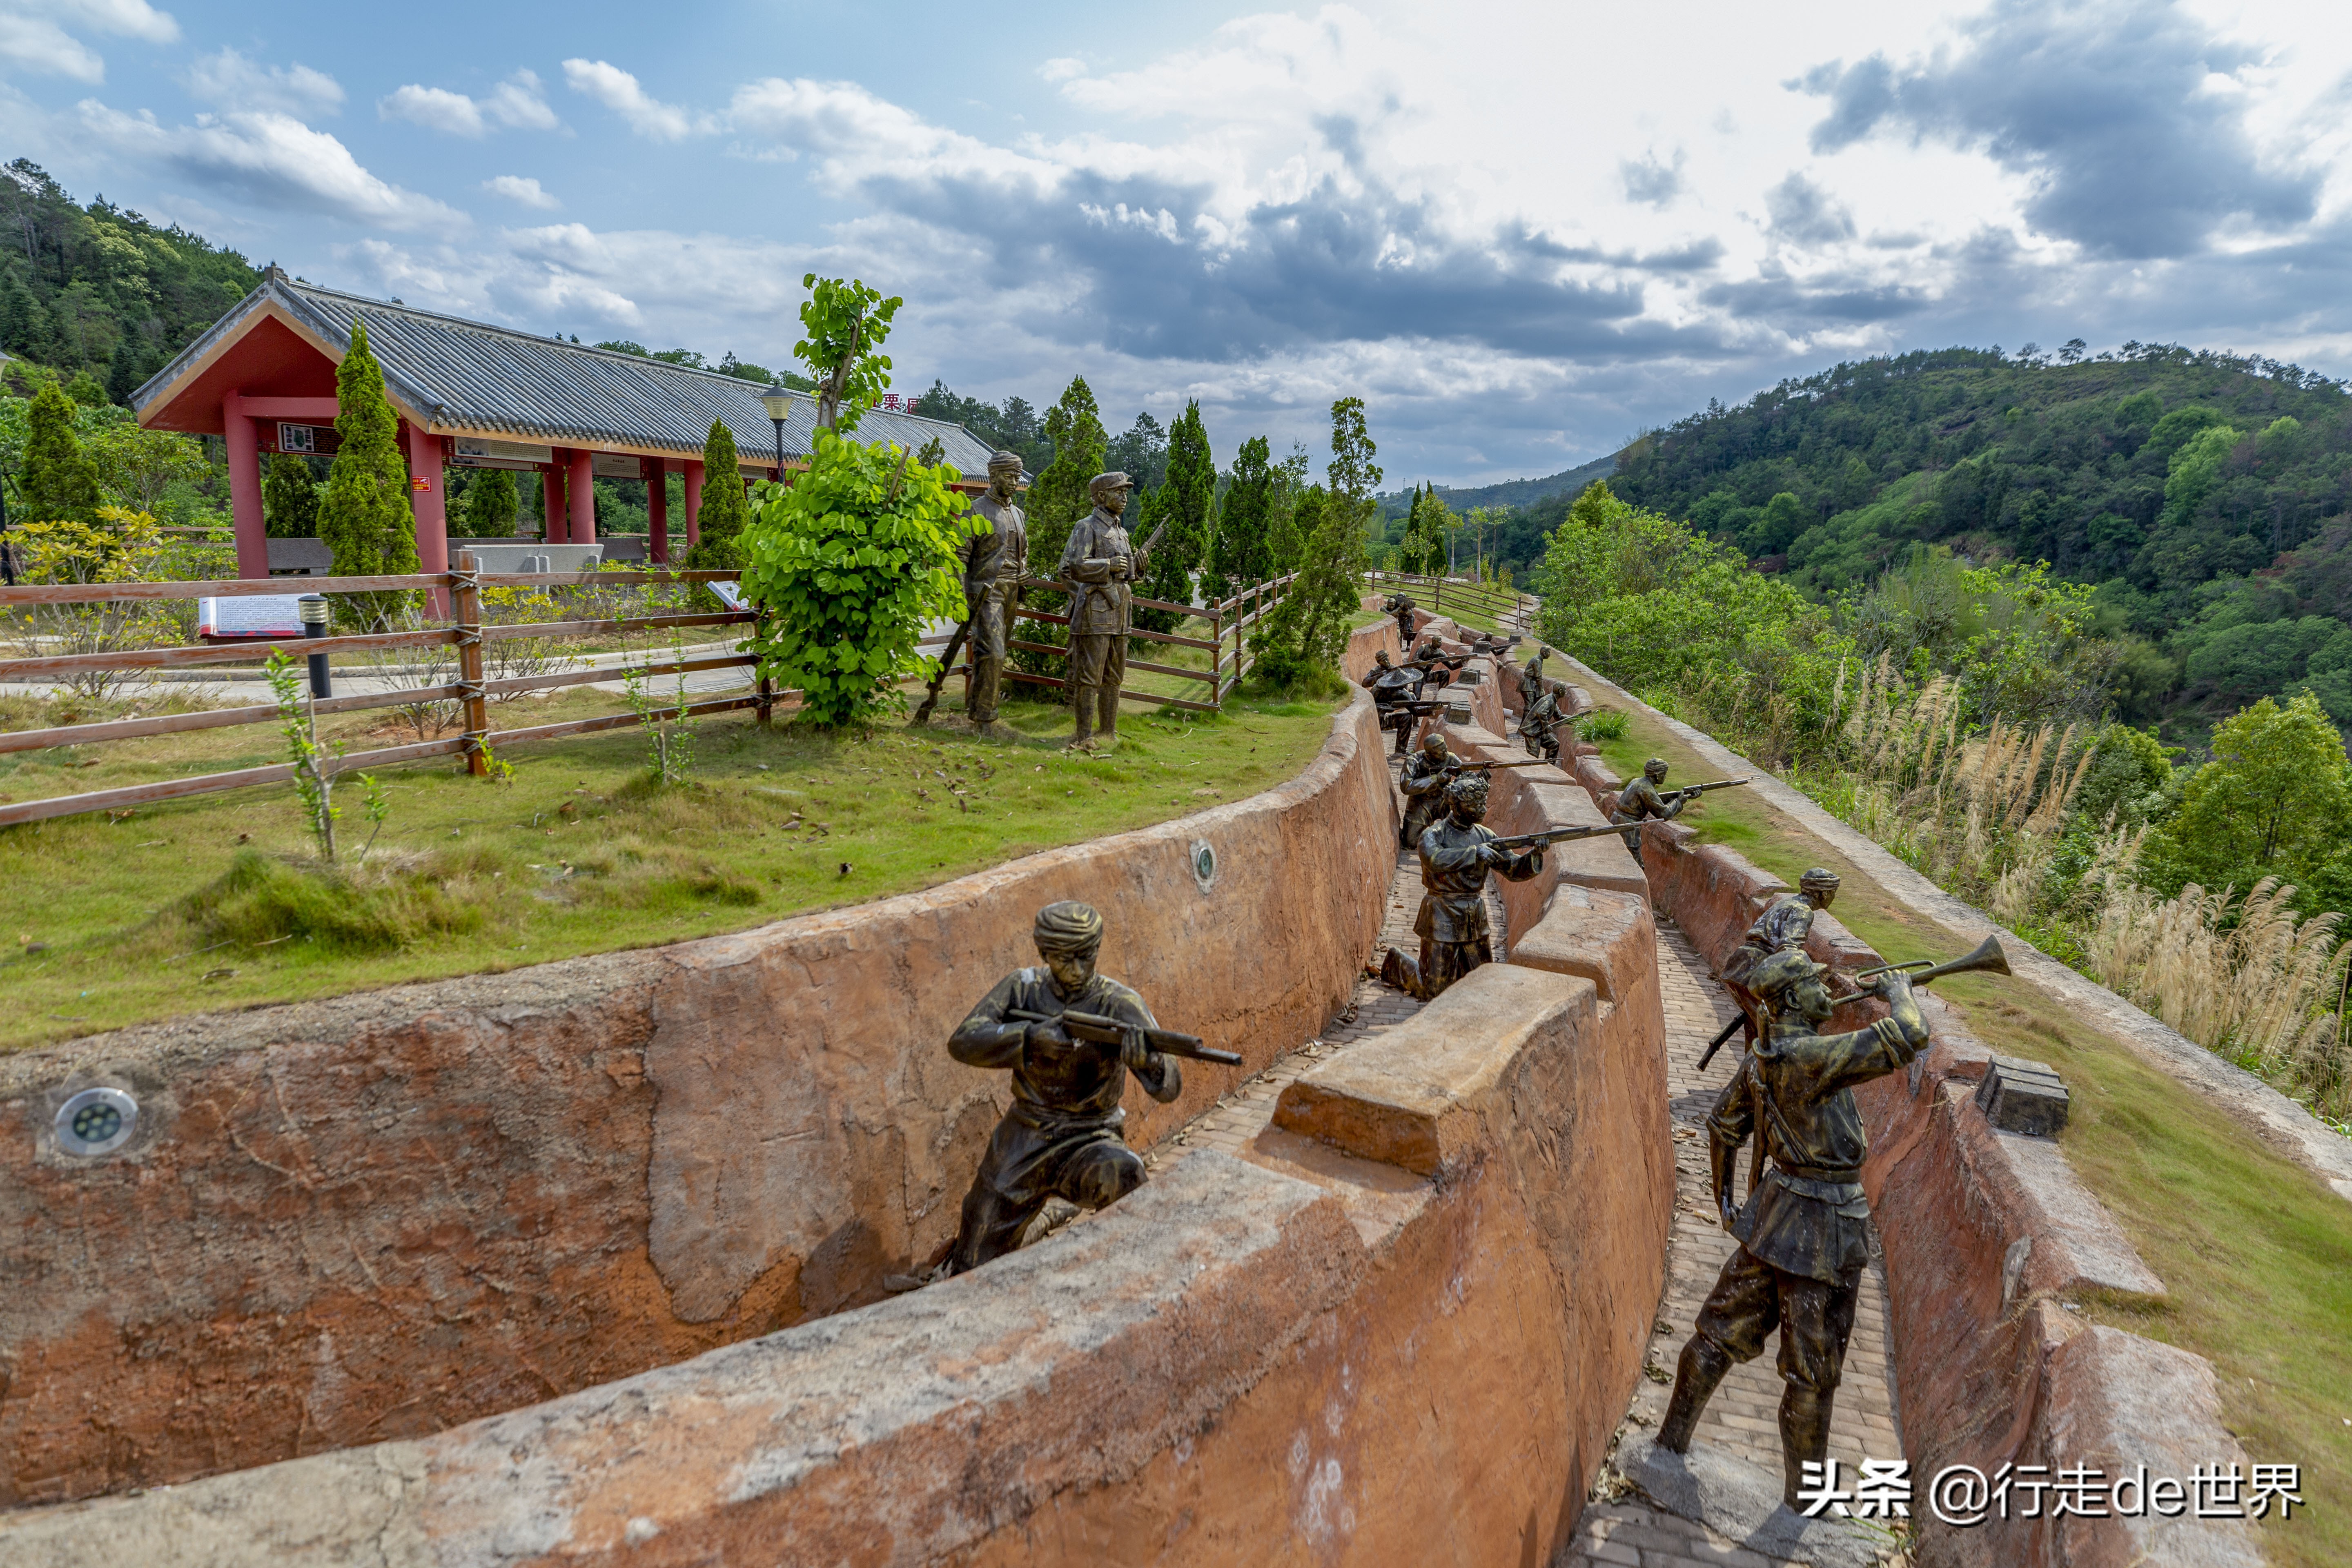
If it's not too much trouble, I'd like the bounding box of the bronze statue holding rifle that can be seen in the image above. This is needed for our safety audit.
[1521,686,1566,764]
[1382,590,1417,647]
[1698,868,1844,1070]
[1059,471,1156,752]
[919,450,1028,733]
[1660,938,2002,1507]
[937,901,1238,1277]
[1397,729,1457,851]
[1613,759,1751,850]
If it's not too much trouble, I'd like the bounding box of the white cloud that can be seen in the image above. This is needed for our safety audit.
[380,70,556,136]
[1038,57,1086,83]
[77,100,467,233]
[482,174,557,209]
[561,59,709,141]
[184,47,342,117]
[0,0,178,83]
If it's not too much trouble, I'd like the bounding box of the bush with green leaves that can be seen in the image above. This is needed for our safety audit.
[316,321,419,628]
[739,430,975,726]
[17,380,102,526]
[682,419,747,574]
[793,275,900,432]
[263,454,319,537]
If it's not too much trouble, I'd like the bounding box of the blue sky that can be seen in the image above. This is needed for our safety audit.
[4,0,2348,486]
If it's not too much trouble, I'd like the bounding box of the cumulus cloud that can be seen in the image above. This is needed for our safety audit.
[561,59,710,141]
[1799,0,2317,258]
[1764,172,1855,245]
[183,48,342,118]
[77,100,466,232]
[0,0,177,83]
[381,70,556,136]
[481,174,557,209]
[1620,149,1686,208]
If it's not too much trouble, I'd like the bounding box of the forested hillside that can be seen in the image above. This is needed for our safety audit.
[1608,343,2352,728]
[0,160,259,399]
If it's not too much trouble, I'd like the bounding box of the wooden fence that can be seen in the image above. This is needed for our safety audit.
[0,556,1300,828]
[1364,570,1536,630]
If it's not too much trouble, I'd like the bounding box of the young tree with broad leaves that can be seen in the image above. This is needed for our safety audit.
[792,274,901,433]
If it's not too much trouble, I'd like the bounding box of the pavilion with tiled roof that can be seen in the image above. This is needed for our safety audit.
[131,270,999,579]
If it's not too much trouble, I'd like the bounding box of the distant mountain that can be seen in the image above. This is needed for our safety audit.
[1377,452,1618,520]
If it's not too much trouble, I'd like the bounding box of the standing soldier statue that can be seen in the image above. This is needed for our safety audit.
[958,451,1029,737]
[1718,868,1843,1054]
[1380,773,1545,1000]
[1657,949,1928,1508]
[1518,650,1547,711]
[940,901,1181,1274]
[1382,590,1418,648]
[1397,728,1458,851]
[1059,471,1150,751]
[1521,685,1566,764]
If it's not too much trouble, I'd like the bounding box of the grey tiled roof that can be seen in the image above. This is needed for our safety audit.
[137,277,1004,475]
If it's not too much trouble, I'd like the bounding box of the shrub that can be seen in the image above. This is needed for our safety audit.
[316,321,420,629]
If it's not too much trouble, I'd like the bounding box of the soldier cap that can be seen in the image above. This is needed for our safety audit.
[1798,867,1842,895]
[1033,900,1105,956]
[1421,730,1449,753]
[1088,470,1136,495]
[987,450,1023,472]
[1748,948,1827,1002]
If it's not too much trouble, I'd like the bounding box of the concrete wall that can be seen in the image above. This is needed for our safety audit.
[1604,798,2260,1568]
[0,695,1400,1508]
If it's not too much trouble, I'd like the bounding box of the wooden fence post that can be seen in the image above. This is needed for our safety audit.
[1210,605,1225,710]
[452,551,488,776]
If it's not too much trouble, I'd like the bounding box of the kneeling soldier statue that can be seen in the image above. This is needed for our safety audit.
[1658,948,1929,1508]
[1397,728,1458,850]
[942,901,1180,1274]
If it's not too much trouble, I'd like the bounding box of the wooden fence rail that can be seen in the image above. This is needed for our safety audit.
[1364,570,1535,627]
[0,557,1303,827]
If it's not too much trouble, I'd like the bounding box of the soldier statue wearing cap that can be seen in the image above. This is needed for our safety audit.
[958,450,1030,735]
[1380,772,1545,1000]
[1657,947,1929,1508]
[940,900,1180,1274]
[1058,470,1153,751]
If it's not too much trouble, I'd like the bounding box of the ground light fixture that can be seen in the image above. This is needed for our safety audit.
[761,383,798,471]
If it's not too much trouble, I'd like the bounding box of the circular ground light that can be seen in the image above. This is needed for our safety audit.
[1190,838,1218,892]
[56,1087,138,1157]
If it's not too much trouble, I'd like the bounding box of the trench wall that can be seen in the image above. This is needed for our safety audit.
[1557,713,2260,1567]
[1,641,1679,1566]
[0,692,1400,1508]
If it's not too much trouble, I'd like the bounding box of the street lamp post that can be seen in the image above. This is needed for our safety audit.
[760,383,797,475]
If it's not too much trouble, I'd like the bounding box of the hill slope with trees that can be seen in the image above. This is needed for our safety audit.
[1606,343,2352,729]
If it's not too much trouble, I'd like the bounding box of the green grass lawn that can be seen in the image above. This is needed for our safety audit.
[1592,712,2352,1568]
[0,686,1343,1053]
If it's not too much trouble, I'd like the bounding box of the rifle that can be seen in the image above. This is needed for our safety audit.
[1668,776,1754,804]
[1694,1010,1749,1072]
[1482,821,1630,852]
[1450,758,1552,772]
[911,617,972,726]
[1004,1006,1243,1066]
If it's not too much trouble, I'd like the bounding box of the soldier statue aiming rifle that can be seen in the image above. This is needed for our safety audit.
[1658,948,1929,1508]
[1521,686,1566,764]
[1398,731,1554,851]
[1364,650,1446,756]
[935,900,1238,1276]
[1613,759,1750,850]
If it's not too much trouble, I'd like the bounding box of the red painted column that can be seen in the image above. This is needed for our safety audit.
[643,455,669,563]
[220,390,268,579]
[683,459,704,549]
[569,448,597,545]
[405,422,450,614]
[542,456,568,544]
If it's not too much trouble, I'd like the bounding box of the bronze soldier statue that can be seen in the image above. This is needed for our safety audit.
[1518,651,1546,710]
[1718,868,1843,1053]
[1658,949,1929,1507]
[1382,590,1417,647]
[1380,773,1545,1000]
[1410,633,1466,693]
[941,901,1180,1274]
[1059,471,1149,751]
[1365,650,1430,756]
[1613,757,1690,848]
[957,450,1029,736]
[1521,685,1565,764]
[1397,728,1458,850]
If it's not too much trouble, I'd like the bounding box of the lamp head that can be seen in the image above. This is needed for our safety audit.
[760,383,797,422]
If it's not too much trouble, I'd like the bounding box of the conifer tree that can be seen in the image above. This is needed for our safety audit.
[1011,376,1109,694]
[1139,399,1215,628]
[105,339,141,406]
[18,381,102,526]
[684,420,748,572]
[1215,435,1276,592]
[263,454,319,537]
[315,320,420,628]
[460,468,518,537]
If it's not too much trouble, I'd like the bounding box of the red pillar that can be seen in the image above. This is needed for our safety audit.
[542,457,568,545]
[405,422,450,613]
[221,390,268,579]
[569,448,597,544]
[643,455,669,563]
[683,459,704,549]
